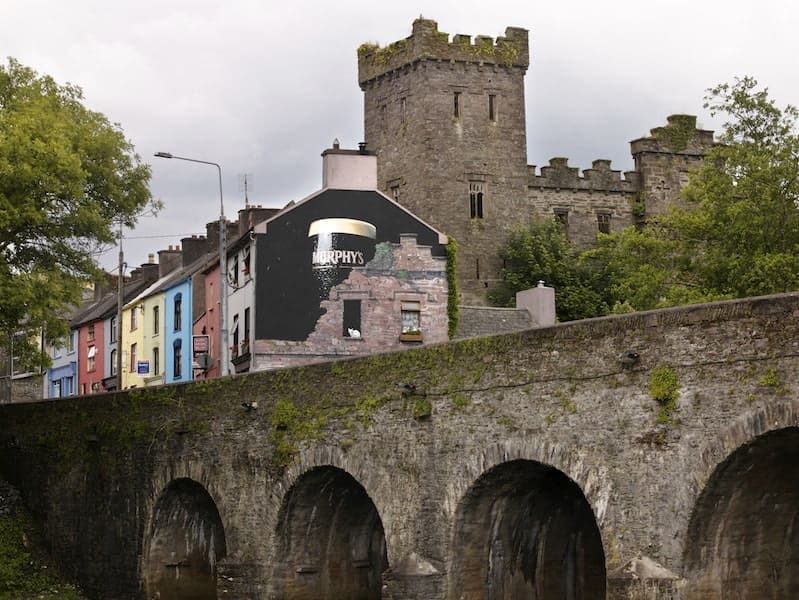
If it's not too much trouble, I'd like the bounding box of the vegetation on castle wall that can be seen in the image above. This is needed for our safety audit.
[446,237,460,338]
[651,114,696,152]
[650,366,679,424]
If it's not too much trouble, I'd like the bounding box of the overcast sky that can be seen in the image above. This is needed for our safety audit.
[4,0,797,271]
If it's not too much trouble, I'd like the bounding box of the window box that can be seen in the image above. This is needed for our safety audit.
[399,331,423,342]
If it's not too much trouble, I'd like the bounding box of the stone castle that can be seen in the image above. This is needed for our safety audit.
[358,18,715,304]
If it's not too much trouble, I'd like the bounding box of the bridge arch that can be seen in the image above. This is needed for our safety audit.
[143,477,227,600]
[270,464,388,599]
[683,401,799,598]
[448,448,607,599]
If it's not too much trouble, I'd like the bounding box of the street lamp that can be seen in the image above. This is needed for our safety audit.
[154,152,229,377]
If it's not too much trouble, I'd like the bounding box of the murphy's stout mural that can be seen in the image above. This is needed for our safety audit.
[309,218,377,298]
[254,189,446,342]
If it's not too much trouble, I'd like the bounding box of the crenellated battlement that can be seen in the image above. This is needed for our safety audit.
[528,158,639,192]
[358,18,529,87]
[631,114,715,156]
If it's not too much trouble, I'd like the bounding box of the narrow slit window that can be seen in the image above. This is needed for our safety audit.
[489,94,496,121]
[469,182,484,219]
[597,213,611,234]
[343,300,362,338]
[454,91,461,119]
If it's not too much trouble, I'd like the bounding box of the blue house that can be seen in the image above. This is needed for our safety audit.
[164,277,194,384]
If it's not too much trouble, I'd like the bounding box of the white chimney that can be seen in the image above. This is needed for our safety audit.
[321,142,377,190]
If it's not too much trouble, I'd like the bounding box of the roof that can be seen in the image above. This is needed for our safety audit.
[124,251,217,308]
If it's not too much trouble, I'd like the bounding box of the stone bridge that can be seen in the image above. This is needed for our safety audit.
[3,294,799,599]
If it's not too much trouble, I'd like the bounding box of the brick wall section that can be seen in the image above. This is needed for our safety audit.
[253,235,448,370]
[4,294,798,598]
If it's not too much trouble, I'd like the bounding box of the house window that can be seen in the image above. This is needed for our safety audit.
[242,250,251,277]
[174,293,182,331]
[153,306,159,334]
[53,379,62,398]
[343,300,362,338]
[64,376,73,395]
[489,94,497,121]
[130,343,137,372]
[469,182,484,219]
[232,314,239,357]
[173,340,182,379]
[153,348,160,376]
[110,349,117,375]
[87,323,95,341]
[68,331,75,352]
[130,307,138,330]
[232,255,239,286]
[391,184,400,203]
[597,212,611,234]
[454,91,461,118]
[110,316,117,343]
[87,345,96,372]
[400,302,422,339]
[244,307,251,343]
[554,209,569,228]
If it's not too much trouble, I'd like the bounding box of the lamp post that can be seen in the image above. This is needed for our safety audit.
[154,152,229,377]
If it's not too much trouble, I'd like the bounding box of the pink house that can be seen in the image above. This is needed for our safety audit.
[77,318,105,395]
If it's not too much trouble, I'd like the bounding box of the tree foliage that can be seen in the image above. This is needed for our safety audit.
[0,58,155,370]
[496,77,799,318]
[597,76,799,311]
[490,217,612,321]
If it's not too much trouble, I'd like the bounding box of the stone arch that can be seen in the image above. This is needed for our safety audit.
[683,402,799,598]
[448,443,607,600]
[143,477,227,600]
[269,464,388,599]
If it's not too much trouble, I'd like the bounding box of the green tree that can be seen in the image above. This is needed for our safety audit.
[593,76,799,311]
[490,217,612,321]
[0,58,156,370]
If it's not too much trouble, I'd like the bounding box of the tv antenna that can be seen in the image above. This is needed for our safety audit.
[238,173,254,205]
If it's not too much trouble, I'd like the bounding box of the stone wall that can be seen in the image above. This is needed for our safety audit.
[3,294,799,598]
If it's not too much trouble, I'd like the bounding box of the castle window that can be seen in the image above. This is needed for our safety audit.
[400,97,407,123]
[597,212,611,234]
[554,209,569,228]
[343,300,362,338]
[469,182,484,219]
[454,91,461,119]
[489,94,496,121]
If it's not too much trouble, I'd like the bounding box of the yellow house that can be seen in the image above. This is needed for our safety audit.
[121,291,165,389]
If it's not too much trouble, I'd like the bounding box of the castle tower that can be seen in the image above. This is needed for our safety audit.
[358,19,530,305]
[631,114,716,218]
